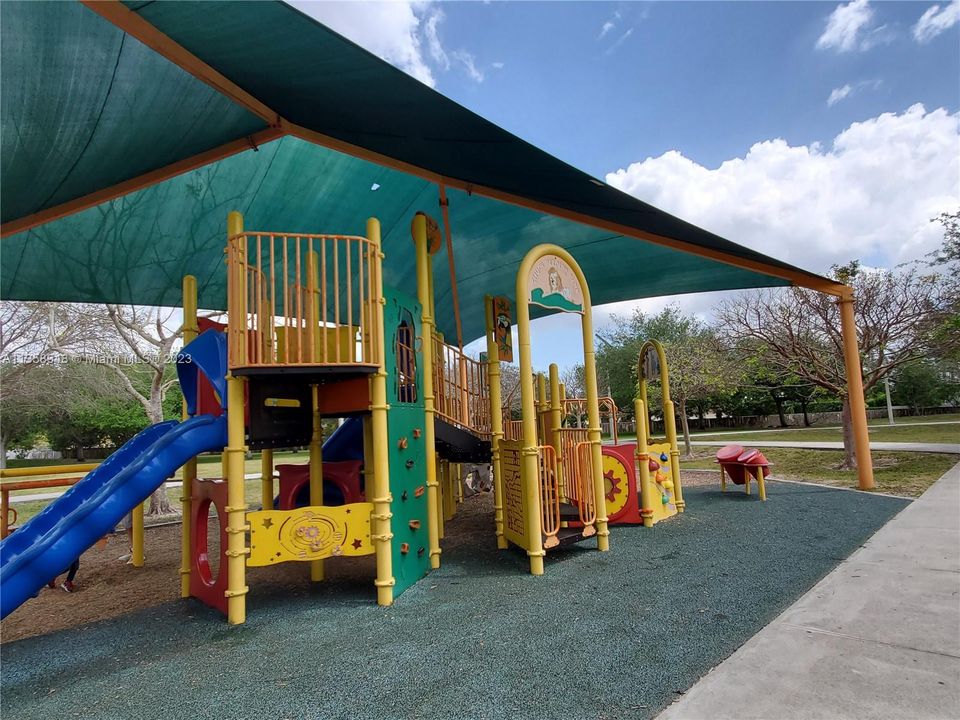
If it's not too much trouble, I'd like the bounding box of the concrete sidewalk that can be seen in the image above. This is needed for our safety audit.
[690,439,960,454]
[658,461,960,720]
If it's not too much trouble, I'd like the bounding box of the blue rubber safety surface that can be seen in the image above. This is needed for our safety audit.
[0,482,908,720]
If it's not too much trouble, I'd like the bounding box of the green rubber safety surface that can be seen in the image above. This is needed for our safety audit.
[0,482,908,720]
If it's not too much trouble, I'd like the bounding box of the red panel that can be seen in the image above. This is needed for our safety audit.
[602,442,643,525]
[276,460,364,510]
[195,317,251,425]
[316,377,370,416]
[189,478,229,615]
[196,318,226,418]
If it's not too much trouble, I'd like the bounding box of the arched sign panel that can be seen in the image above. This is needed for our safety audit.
[528,254,584,314]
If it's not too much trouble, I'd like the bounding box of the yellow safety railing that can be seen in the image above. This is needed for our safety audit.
[537,445,560,548]
[503,418,523,441]
[0,464,100,538]
[554,429,597,530]
[563,396,619,444]
[226,231,381,370]
[432,333,490,437]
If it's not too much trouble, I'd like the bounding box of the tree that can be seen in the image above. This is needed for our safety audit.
[891,361,960,414]
[718,262,958,468]
[49,304,182,514]
[928,210,959,265]
[598,307,741,455]
[0,302,99,468]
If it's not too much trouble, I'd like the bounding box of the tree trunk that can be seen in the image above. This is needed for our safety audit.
[800,398,811,427]
[679,400,693,458]
[0,433,6,470]
[774,397,788,428]
[840,396,857,470]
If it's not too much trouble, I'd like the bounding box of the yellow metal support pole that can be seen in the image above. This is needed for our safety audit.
[578,289,610,553]
[516,284,545,577]
[180,274,198,596]
[838,292,875,490]
[549,364,565,501]
[442,459,454,521]
[536,373,547,443]
[640,341,685,512]
[436,458,446,540]
[634,399,655,528]
[413,213,442,569]
[368,217,395,605]
[663,400,685,512]
[132,502,144,567]
[260,449,273,510]
[225,210,249,624]
[309,385,325,581]
[484,296,508,549]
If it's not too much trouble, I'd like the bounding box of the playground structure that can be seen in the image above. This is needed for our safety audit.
[0,208,696,622]
[517,338,686,531]
[0,2,883,631]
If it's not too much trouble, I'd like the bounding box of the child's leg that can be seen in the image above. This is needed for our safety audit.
[66,558,79,583]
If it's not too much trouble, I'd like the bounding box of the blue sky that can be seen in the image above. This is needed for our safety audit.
[430,1,958,175]
[295,0,959,369]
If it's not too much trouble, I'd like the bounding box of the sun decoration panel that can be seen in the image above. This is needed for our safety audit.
[247,503,375,566]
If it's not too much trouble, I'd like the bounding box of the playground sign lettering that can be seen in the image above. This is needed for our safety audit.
[528,255,583,314]
[493,296,513,362]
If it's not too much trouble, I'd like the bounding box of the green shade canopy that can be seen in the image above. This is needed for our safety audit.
[1,1,835,342]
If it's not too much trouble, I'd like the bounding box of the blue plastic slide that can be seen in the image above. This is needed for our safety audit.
[0,413,227,619]
[322,416,364,461]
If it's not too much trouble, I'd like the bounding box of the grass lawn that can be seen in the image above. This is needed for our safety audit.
[4,451,311,527]
[692,422,959,444]
[681,447,957,497]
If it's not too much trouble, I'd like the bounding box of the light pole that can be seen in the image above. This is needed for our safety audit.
[884,375,895,425]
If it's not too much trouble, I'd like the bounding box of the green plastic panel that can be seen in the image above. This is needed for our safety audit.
[382,286,431,596]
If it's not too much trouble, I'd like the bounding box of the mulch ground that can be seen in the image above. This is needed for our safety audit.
[0,472,717,644]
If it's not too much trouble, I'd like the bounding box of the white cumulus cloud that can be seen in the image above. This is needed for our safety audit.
[289,1,489,85]
[452,50,484,83]
[913,1,960,43]
[817,0,878,52]
[827,84,853,106]
[289,0,438,85]
[605,104,960,273]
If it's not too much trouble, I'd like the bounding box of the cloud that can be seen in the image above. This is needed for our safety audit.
[604,28,634,56]
[423,8,449,69]
[827,84,853,106]
[826,78,883,107]
[913,1,960,43]
[492,61,505,70]
[606,104,960,274]
[598,20,615,39]
[816,0,879,52]
[289,0,438,85]
[452,50,484,83]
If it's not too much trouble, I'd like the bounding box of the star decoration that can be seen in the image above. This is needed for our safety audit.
[352,538,363,550]
[262,518,274,529]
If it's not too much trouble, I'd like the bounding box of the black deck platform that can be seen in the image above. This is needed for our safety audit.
[435,418,491,463]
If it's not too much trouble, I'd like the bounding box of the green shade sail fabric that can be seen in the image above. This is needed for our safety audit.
[1,1,822,342]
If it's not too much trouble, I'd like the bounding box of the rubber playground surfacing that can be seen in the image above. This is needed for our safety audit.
[1,482,908,720]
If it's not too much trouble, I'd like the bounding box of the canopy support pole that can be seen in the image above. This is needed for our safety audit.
[438,184,464,350]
